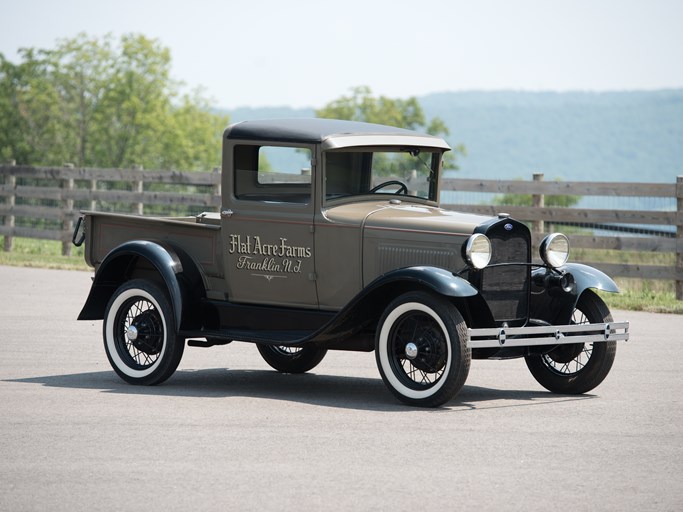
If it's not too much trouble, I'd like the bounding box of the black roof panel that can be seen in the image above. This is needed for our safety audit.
[225,118,430,143]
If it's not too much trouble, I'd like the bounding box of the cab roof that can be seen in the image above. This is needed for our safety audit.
[224,118,450,151]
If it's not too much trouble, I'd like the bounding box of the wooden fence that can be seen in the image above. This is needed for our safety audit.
[0,163,222,256]
[1,164,682,299]
[440,173,683,299]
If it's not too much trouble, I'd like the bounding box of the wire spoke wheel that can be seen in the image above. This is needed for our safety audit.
[114,296,164,370]
[272,346,302,356]
[525,290,617,394]
[376,292,470,407]
[389,311,448,389]
[542,345,592,375]
[257,344,327,373]
[103,279,184,385]
[541,309,593,376]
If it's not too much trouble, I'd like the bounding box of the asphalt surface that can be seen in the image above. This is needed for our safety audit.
[1,265,681,511]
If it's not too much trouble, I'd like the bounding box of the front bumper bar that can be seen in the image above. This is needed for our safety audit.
[467,321,629,349]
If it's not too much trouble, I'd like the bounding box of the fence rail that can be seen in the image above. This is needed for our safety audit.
[2,164,682,299]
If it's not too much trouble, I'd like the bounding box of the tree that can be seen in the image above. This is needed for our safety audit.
[493,178,580,207]
[0,33,228,171]
[0,49,64,164]
[315,86,465,170]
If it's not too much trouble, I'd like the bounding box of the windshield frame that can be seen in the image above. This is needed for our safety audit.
[322,146,445,206]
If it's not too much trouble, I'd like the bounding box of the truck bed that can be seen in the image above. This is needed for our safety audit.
[83,211,223,279]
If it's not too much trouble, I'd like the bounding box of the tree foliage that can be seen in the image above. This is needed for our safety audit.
[315,86,465,170]
[0,33,228,170]
[493,178,580,207]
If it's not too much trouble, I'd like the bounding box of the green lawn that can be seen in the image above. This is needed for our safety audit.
[0,237,90,271]
[599,279,683,314]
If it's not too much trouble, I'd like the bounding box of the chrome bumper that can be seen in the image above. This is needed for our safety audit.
[467,321,629,349]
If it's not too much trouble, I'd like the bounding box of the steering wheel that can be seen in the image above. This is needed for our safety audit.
[369,180,408,195]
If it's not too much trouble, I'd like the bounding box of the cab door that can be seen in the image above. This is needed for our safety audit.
[222,143,318,308]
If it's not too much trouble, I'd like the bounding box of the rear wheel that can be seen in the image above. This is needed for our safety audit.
[103,279,185,385]
[375,291,470,407]
[525,290,617,394]
[257,344,327,373]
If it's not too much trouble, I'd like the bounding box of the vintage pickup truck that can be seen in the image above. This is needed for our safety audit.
[74,118,629,406]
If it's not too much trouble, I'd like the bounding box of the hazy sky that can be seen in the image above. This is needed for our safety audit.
[1,0,682,109]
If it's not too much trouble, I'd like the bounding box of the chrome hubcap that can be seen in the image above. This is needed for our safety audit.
[405,342,418,360]
[126,325,139,341]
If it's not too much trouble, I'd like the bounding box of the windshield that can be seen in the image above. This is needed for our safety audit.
[324,148,442,202]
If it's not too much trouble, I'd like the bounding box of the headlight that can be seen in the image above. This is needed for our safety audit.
[463,233,492,270]
[540,233,570,268]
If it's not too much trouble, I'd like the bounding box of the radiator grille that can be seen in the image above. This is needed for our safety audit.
[476,221,531,324]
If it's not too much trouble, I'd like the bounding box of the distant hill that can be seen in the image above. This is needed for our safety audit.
[223,90,683,184]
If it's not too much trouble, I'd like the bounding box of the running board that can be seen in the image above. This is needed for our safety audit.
[181,329,314,345]
[468,321,629,349]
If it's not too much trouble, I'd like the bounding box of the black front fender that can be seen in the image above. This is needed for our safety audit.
[561,262,620,294]
[530,262,620,324]
[368,266,479,298]
[77,240,204,332]
[306,266,479,343]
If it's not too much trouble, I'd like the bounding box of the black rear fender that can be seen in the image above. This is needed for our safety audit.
[77,240,206,331]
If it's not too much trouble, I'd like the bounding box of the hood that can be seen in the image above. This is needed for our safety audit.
[362,203,493,236]
[324,200,493,234]
[328,200,495,283]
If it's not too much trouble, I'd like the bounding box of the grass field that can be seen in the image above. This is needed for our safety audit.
[571,248,683,313]
[0,237,89,271]
[1,236,681,313]
[599,279,683,314]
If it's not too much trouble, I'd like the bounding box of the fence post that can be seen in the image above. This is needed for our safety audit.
[676,176,683,301]
[3,160,16,252]
[90,179,97,211]
[62,164,75,256]
[132,164,144,215]
[532,173,545,234]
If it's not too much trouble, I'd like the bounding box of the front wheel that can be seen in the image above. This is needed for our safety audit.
[103,279,185,385]
[257,344,327,373]
[525,290,617,394]
[375,291,471,407]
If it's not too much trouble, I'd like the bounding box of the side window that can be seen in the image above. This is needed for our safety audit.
[234,145,312,203]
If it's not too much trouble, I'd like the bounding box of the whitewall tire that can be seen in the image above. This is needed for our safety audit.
[375,291,470,407]
[103,279,184,385]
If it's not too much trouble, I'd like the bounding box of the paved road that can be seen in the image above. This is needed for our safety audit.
[1,265,681,511]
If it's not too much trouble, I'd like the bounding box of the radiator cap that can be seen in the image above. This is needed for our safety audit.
[498,212,511,218]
